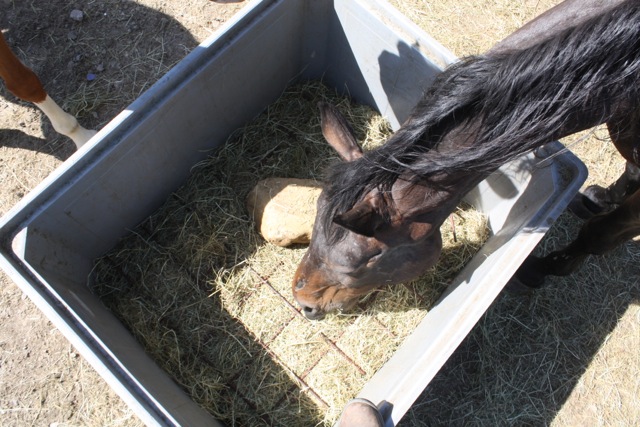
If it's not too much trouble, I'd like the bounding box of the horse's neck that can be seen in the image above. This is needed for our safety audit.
[389,0,638,227]
[491,0,627,54]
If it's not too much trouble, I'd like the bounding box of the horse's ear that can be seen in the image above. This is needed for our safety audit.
[319,102,363,162]
[333,195,385,237]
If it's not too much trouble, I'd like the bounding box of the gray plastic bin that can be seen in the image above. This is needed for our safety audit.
[0,0,587,425]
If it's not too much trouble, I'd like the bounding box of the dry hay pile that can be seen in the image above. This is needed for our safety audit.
[91,81,488,426]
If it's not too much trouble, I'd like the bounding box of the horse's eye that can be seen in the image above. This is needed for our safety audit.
[295,279,306,290]
[366,253,382,267]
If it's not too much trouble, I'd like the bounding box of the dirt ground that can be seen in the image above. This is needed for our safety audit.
[0,0,638,426]
[0,1,244,426]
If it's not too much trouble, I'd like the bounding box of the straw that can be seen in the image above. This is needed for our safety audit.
[92,80,488,426]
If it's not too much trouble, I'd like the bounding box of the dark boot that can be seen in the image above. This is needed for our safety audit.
[337,398,385,427]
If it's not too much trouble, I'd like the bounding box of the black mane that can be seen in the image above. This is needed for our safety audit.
[322,0,640,241]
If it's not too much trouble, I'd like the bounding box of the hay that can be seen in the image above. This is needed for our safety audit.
[91,80,489,426]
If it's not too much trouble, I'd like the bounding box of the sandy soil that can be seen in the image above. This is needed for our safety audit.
[0,1,243,426]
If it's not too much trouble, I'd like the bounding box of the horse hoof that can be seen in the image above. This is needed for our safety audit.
[507,256,547,291]
[568,185,618,219]
[567,192,603,220]
[503,277,535,296]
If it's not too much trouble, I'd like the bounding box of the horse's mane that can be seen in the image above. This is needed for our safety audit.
[322,0,640,241]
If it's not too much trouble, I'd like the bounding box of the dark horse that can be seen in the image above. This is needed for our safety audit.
[292,0,640,320]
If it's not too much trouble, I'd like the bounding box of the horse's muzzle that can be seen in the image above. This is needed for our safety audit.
[300,304,325,321]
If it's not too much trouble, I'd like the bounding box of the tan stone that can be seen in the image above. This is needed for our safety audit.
[246,177,323,246]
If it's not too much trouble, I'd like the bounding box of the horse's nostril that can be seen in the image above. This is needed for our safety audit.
[300,305,325,320]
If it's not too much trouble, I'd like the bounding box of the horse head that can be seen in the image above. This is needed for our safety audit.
[294,0,640,320]
[292,103,452,320]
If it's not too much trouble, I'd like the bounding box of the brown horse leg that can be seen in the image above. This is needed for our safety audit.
[0,32,95,148]
[569,108,640,218]
[514,187,640,288]
[569,161,640,218]
[515,110,640,289]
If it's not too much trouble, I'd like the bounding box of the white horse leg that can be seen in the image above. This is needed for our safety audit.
[34,95,97,149]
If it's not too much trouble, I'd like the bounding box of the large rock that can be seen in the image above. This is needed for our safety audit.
[246,177,323,247]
